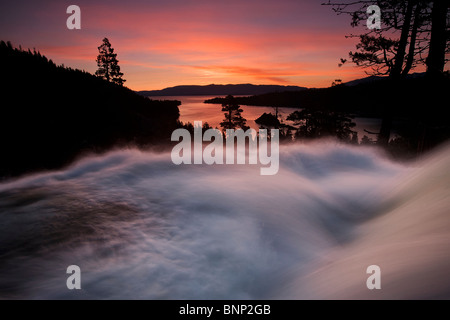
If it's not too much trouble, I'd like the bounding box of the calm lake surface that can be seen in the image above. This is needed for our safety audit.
[151,95,383,141]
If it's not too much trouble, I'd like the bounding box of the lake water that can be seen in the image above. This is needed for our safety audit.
[152,96,382,141]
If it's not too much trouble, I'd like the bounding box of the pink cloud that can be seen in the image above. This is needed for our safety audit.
[1,0,370,89]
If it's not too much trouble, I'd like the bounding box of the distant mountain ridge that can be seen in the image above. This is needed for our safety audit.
[139,74,427,96]
[343,72,426,86]
[138,84,307,96]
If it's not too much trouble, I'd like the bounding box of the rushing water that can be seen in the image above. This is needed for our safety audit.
[1,140,449,299]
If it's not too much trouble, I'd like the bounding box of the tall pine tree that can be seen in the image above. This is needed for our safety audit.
[95,38,125,86]
[220,95,249,132]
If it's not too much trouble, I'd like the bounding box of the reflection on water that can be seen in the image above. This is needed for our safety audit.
[154,95,294,130]
[153,96,382,141]
[0,141,449,299]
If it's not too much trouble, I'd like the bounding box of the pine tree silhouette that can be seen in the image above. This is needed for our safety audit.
[95,38,126,86]
[220,95,249,132]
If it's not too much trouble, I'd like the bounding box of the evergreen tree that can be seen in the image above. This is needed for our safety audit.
[324,0,449,146]
[323,0,449,78]
[287,108,356,141]
[219,95,249,132]
[426,0,449,76]
[95,38,126,86]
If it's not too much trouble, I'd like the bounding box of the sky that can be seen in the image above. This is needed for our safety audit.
[1,0,383,90]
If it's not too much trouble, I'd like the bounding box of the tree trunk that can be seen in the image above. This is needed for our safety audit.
[382,1,416,146]
[426,0,449,76]
[402,3,422,77]
[390,0,414,79]
[377,110,392,146]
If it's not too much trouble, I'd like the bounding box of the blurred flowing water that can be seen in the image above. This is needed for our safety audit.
[0,141,449,299]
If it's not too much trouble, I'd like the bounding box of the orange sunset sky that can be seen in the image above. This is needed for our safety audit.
[1,0,387,91]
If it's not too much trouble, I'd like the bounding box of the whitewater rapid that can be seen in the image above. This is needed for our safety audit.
[0,141,449,299]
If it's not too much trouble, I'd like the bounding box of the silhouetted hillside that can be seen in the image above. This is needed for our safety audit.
[205,76,449,118]
[0,41,180,179]
[206,75,450,158]
[138,84,307,96]
[343,72,425,86]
